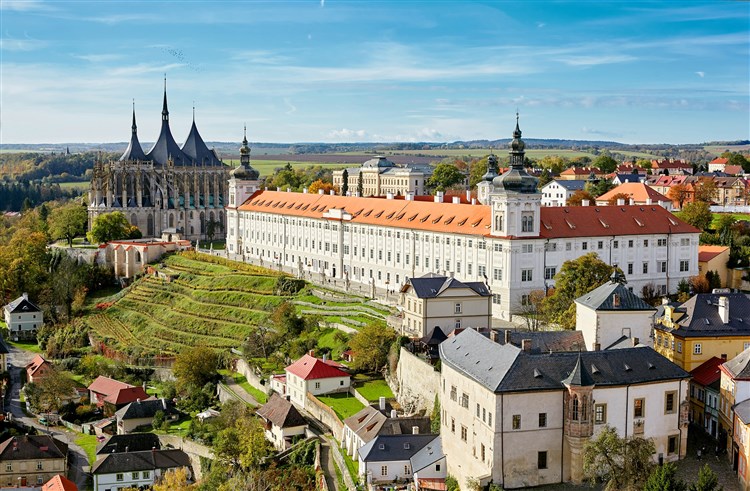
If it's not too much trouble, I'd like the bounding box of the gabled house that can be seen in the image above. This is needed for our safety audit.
[596,182,672,209]
[698,245,731,288]
[95,434,161,456]
[25,355,53,384]
[399,274,491,339]
[256,393,308,450]
[3,293,43,341]
[342,399,431,459]
[689,357,723,439]
[574,272,657,351]
[558,167,603,181]
[651,159,693,176]
[87,376,149,416]
[41,474,77,491]
[410,437,447,491]
[540,180,586,207]
[115,399,177,435]
[284,354,350,410]
[358,434,440,486]
[719,347,750,460]
[91,448,191,491]
[0,435,68,488]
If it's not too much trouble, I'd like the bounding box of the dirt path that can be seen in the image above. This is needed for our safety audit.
[319,439,341,491]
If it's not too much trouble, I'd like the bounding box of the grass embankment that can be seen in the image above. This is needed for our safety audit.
[75,434,98,465]
[218,369,268,404]
[316,393,365,421]
[356,379,394,402]
[711,213,750,229]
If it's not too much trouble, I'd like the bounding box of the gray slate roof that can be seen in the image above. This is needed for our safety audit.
[91,448,190,475]
[0,435,67,461]
[575,278,656,311]
[496,329,585,353]
[405,274,490,298]
[439,328,521,392]
[660,293,750,337]
[722,347,750,380]
[344,405,430,444]
[4,295,42,314]
[96,433,161,455]
[181,121,222,167]
[115,398,176,420]
[410,437,443,473]
[734,399,750,425]
[358,434,438,463]
[547,180,586,191]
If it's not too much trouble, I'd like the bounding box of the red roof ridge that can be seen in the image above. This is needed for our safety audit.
[285,354,349,380]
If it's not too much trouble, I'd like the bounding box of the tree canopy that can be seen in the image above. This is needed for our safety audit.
[428,163,466,192]
[349,324,397,373]
[583,426,656,490]
[677,201,713,231]
[173,346,220,389]
[49,202,88,247]
[87,211,138,244]
[593,155,618,173]
[567,189,595,206]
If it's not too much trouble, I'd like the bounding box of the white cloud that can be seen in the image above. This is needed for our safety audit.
[536,22,545,28]
[283,98,297,115]
[327,128,367,140]
[0,33,47,51]
[559,54,637,67]
[73,53,123,63]
[0,0,48,11]
[695,71,705,78]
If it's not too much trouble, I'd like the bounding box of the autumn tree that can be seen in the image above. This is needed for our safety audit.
[583,426,656,490]
[48,202,88,247]
[567,189,595,206]
[668,184,691,208]
[428,163,466,192]
[152,467,197,491]
[349,324,397,373]
[694,178,718,203]
[513,289,549,331]
[87,211,136,244]
[308,179,336,195]
[543,253,615,329]
[173,346,220,389]
[678,201,713,231]
[607,192,630,206]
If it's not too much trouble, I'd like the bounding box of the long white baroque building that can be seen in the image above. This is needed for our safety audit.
[226,119,700,319]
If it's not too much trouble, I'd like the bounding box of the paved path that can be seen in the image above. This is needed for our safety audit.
[7,345,92,491]
[319,440,340,491]
[221,376,260,407]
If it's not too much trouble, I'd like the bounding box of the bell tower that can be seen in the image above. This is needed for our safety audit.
[226,126,260,255]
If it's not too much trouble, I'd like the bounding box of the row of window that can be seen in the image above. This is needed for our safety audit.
[116,471,151,481]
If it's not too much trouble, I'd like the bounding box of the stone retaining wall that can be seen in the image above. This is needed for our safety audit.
[396,347,440,414]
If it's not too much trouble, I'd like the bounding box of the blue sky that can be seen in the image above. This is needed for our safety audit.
[1,1,748,144]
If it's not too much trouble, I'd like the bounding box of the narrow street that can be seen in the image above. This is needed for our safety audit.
[6,344,92,491]
[319,440,341,491]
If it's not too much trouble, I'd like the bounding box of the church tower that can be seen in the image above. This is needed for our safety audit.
[226,126,260,255]
[489,115,540,237]
[476,153,499,205]
[562,354,595,483]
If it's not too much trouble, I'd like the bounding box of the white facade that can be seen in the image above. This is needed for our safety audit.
[541,180,585,207]
[93,469,157,491]
[284,371,350,410]
[359,457,413,484]
[4,294,43,341]
[265,421,306,451]
[332,157,429,198]
[575,305,655,351]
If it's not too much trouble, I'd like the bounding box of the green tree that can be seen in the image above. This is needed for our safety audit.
[593,155,618,173]
[689,464,722,491]
[543,253,615,329]
[24,367,77,415]
[357,171,364,196]
[152,409,165,430]
[87,211,133,244]
[586,178,616,198]
[428,163,466,192]
[341,168,349,195]
[206,218,222,242]
[678,202,713,231]
[644,463,687,491]
[48,202,88,247]
[0,230,50,304]
[583,426,656,490]
[431,395,441,434]
[173,346,219,389]
[214,426,243,469]
[720,151,750,173]
[349,324,397,372]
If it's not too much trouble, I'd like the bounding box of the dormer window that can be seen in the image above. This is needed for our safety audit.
[613,294,621,308]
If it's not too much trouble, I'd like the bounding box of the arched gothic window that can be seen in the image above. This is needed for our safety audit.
[582,396,588,420]
[572,395,579,421]
[495,214,503,232]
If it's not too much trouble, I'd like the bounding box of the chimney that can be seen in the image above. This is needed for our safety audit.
[125,446,129,453]
[412,426,420,435]
[522,339,532,352]
[22,292,28,300]
[632,337,640,347]
[471,198,476,205]
[646,198,652,205]
[303,188,308,194]
[322,353,328,362]
[434,191,444,203]
[277,187,281,192]
[319,189,325,195]
[718,296,730,324]
[390,409,397,418]
[161,397,167,410]
[617,198,625,206]
[287,187,291,193]
[405,193,414,201]
[379,397,386,411]
[466,190,471,202]
[594,343,601,351]
[662,297,670,305]
[386,193,394,200]
[629,198,635,205]
[330,189,335,195]
[308,349,315,357]
[504,330,512,344]
[452,196,461,204]
[490,330,499,343]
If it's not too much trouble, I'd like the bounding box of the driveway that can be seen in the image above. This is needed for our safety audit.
[6,344,92,491]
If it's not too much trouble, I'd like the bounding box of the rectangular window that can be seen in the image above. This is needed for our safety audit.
[677,341,682,353]
[450,386,457,401]
[627,263,633,275]
[494,243,503,252]
[521,269,533,282]
[461,425,467,441]
[512,414,521,430]
[451,418,455,433]
[668,435,678,455]
[598,240,604,249]
[658,238,667,247]
[381,465,388,476]
[478,265,486,277]
[680,260,690,272]
[545,267,556,280]
[665,391,677,414]
[522,244,533,253]
[455,303,462,314]
[613,240,619,249]
[634,398,645,418]
[5,464,10,472]
[681,238,690,246]
[595,404,607,424]
[644,239,649,247]
[116,474,124,482]
[132,472,140,480]
[694,343,702,355]
[36,461,42,470]
[143,471,150,479]
[628,240,634,248]
[481,443,486,462]
[539,413,547,428]
[582,242,588,250]
[643,262,649,274]
[493,268,503,281]
[658,261,667,273]
[405,465,410,475]
[566,242,572,251]
[538,451,548,470]
[461,393,469,408]
[476,403,480,418]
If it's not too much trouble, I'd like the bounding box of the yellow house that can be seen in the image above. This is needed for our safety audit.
[698,245,731,287]
[654,292,750,372]
[720,348,750,487]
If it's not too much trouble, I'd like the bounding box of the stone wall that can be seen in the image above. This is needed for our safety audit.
[235,358,268,393]
[396,347,440,414]
[158,435,214,481]
[305,393,344,441]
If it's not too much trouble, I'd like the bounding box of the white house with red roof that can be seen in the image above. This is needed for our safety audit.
[284,353,350,409]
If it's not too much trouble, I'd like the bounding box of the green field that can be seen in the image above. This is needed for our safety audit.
[57,181,90,191]
[712,213,750,228]
[83,252,389,356]
[75,434,99,465]
[225,159,348,176]
[704,144,750,156]
[356,379,394,402]
[316,393,365,421]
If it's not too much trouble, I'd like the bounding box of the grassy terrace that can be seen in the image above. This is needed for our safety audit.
[75,434,98,465]
[218,369,269,404]
[316,393,365,421]
[356,379,395,402]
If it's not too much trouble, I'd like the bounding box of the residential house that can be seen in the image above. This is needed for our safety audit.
[540,180,586,207]
[410,437,446,491]
[342,398,431,459]
[713,176,749,206]
[91,449,191,491]
[41,474,77,491]
[651,159,693,176]
[611,173,645,186]
[719,347,750,460]
[732,399,750,490]
[256,393,308,451]
[689,357,723,439]
[196,408,220,423]
[647,175,692,207]
[358,434,440,486]
[0,337,8,372]
[698,245,731,287]
[115,399,177,435]
[284,354,350,410]
[398,274,491,339]
[440,328,689,490]
[709,157,745,176]
[87,376,149,416]
[25,355,53,384]
[574,272,657,351]
[0,435,68,488]
[95,434,161,456]
[557,167,602,181]
[3,293,43,341]
[596,182,673,210]
[269,374,287,397]
[489,329,585,353]
[654,292,750,371]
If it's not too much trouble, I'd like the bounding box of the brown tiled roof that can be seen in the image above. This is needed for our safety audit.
[256,393,307,428]
[698,245,729,262]
[26,354,51,378]
[42,474,77,491]
[89,376,132,397]
[597,182,670,204]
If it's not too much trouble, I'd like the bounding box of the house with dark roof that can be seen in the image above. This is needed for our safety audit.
[342,398,431,459]
[439,328,690,490]
[654,292,750,371]
[3,293,43,341]
[95,433,161,456]
[115,399,178,435]
[88,376,150,416]
[410,437,446,491]
[0,435,68,488]
[358,434,439,485]
[256,393,308,450]
[91,448,191,491]
[689,357,723,440]
[574,272,657,351]
[541,179,587,207]
[284,354,350,410]
[399,274,491,339]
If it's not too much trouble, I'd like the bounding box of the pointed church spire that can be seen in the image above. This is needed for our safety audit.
[562,353,594,387]
[192,101,195,122]
[162,74,169,122]
[131,99,137,134]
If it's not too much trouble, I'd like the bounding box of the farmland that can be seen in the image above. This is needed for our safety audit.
[84,252,391,356]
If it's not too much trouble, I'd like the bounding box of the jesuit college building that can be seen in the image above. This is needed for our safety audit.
[226,117,700,319]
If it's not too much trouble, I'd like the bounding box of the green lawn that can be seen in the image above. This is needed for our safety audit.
[711,213,750,228]
[316,393,365,421]
[152,416,192,435]
[8,339,43,354]
[342,448,359,482]
[356,379,394,402]
[75,434,99,465]
[218,370,268,404]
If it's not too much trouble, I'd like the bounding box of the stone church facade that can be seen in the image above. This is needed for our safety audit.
[88,85,229,240]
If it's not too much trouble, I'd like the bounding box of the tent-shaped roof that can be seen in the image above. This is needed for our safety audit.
[575,275,656,311]
[181,120,222,166]
[597,182,670,203]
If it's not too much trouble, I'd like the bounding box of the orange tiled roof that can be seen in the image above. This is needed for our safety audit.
[26,354,51,377]
[698,245,729,263]
[710,157,729,165]
[597,182,670,203]
[42,474,78,491]
[560,167,602,176]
